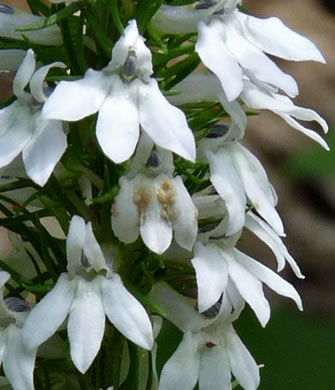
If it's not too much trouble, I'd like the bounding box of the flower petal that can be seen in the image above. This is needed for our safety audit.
[139,79,196,162]
[22,116,66,186]
[199,345,231,390]
[235,249,303,311]
[208,149,246,235]
[225,250,270,327]
[149,282,211,332]
[231,143,284,236]
[152,4,218,34]
[66,215,86,276]
[96,77,140,163]
[279,113,329,150]
[111,176,140,244]
[29,61,66,103]
[42,69,107,121]
[225,12,298,97]
[191,243,228,313]
[218,90,247,141]
[159,332,200,390]
[196,20,243,101]
[242,81,329,149]
[108,20,153,80]
[101,274,153,350]
[170,176,197,251]
[83,222,106,272]
[68,277,105,373]
[0,102,34,168]
[3,325,36,390]
[225,325,260,390]
[140,180,173,254]
[245,211,304,278]
[0,329,7,363]
[22,274,75,349]
[13,49,35,100]
[242,14,326,63]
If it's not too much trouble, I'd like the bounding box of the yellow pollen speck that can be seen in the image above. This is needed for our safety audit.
[157,188,168,204]
[162,182,170,191]
[133,189,151,213]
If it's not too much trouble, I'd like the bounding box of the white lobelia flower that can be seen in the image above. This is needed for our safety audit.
[191,220,303,326]
[42,19,196,163]
[170,71,328,150]
[197,126,283,237]
[150,282,260,390]
[22,215,153,374]
[0,49,67,186]
[0,272,37,390]
[112,137,198,254]
[240,78,329,149]
[0,3,61,45]
[153,0,325,102]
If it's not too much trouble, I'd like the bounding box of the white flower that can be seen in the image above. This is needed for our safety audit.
[170,71,328,149]
[191,238,303,327]
[240,78,329,149]
[112,145,197,254]
[112,173,197,255]
[153,2,325,102]
[0,49,67,186]
[198,135,283,236]
[150,282,260,390]
[0,272,37,390]
[42,19,196,163]
[22,215,153,374]
[0,4,61,45]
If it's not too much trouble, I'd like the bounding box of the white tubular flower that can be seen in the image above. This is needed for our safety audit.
[0,272,37,390]
[112,173,197,255]
[191,236,302,327]
[0,3,61,45]
[153,1,325,102]
[0,49,67,186]
[150,282,260,390]
[245,211,305,279]
[198,132,283,236]
[22,215,153,374]
[112,144,197,254]
[240,78,329,149]
[42,19,196,163]
[171,71,328,149]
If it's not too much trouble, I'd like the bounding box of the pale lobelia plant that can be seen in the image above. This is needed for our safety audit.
[0,0,329,389]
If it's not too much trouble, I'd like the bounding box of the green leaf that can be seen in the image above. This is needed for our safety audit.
[16,3,80,32]
[0,259,28,284]
[160,52,200,90]
[110,0,124,35]
[135,0,164,31]
[153,44,194,66]
[26,0,51,16]
[21,282,51,293]
[83,5,114,57]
